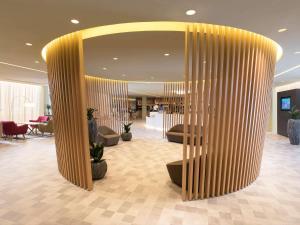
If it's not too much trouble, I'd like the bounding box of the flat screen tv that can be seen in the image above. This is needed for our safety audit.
[281,96,291,111]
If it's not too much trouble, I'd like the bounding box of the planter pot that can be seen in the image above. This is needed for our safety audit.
[287,119,300,145]
[91,160,107,180]
[88,119,97,144]
[121,132,132,141]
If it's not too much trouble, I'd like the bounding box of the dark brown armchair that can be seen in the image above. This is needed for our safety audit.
[96,126,120,147]
[166,124,201,144]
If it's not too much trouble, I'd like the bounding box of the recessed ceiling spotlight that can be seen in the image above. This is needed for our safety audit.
[25,43,32,46]
[278,28,288,33]
[102,67,107,70]
[122,74,126,77]
[294,51,300,54]
[71,19,79,24]
[186,9,196,16]
[35,60,40,64]
[150,76,155,80]
[113,57,118,60]
[164,53,170,56]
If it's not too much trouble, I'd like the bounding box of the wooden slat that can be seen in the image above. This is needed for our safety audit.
[182,25,190,200]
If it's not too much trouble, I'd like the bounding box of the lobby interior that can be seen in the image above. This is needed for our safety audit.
[0,1,300,225]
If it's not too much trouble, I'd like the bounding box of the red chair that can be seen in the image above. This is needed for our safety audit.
[29,116,49,129]
[2,121,28,139]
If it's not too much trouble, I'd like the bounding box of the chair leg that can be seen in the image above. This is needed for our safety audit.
[23,134,25,139]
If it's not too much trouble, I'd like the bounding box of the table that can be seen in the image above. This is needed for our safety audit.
[18,122,47,135]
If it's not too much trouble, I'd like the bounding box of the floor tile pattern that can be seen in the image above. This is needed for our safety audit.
[0,123,299,225]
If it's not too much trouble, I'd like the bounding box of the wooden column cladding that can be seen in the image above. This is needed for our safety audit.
[85,76,129,134]
[182,24,277,200]
[46,32,93,190]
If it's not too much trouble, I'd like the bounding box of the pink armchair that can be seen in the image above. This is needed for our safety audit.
[29,116,49,129]
[2,121,28,139]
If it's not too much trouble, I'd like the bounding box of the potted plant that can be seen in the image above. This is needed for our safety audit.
[90,143,107,180]
[46,104,51,115]
[87,108,98,144]
[121,122,133,141]
[287,105,300,145]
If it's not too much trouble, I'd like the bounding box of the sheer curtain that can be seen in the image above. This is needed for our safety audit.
[0,81,43,123]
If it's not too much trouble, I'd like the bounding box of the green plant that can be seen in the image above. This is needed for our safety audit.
[46,104,51,114]
[90,143,104,163]
[123,122,133,133]
[87,108,97,120]
[289,106,300,119]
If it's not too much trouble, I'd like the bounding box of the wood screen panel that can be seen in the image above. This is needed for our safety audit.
[85,76,129,134]
[163,82,185,137]
[182,24,277,200]
[46,32,93,190]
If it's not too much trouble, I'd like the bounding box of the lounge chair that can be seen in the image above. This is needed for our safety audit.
[166,124,201,144]
[96,126,120,146]
[38,119,54,136]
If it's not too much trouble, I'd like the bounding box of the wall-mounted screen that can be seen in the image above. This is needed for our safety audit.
[281,97,291,111]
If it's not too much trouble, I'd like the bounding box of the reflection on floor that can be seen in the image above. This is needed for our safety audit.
[0,122,299,225]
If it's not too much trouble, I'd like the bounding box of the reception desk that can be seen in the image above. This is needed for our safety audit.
[145,112,184,131]
[145,112,163,131]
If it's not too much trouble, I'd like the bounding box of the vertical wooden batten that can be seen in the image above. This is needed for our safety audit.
[46,32,93,190]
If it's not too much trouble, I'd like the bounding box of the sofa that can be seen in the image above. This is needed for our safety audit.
[96,126,120,146]
[166,124,201,144]
[1,121,28,139]
[38,119,54,136]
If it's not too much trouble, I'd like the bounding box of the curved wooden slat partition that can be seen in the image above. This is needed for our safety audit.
[85,76,129,134]
[182,24,277,200]
[46,32,93,190]
[43,22,280,197]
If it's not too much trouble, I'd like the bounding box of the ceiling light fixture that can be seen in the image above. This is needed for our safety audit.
[25,43,32,46]
[278,28,288,33]
[186,9,196,16]
[150,76,155,80]
[35,60,40,64]
[71,19,80,24]
[122,74,126,77]
[102,67,107,70]
[113,57,118,60]
[0,61,47,73]
[164,53,170,56]
[274,64,300,78]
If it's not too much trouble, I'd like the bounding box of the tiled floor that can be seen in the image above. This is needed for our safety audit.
[0,122,300,225]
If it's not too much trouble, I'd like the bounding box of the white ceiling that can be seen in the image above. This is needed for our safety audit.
[84,31,184,82]
[0,0,300,96]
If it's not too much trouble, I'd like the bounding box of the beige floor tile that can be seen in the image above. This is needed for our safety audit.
[0,122,299,225]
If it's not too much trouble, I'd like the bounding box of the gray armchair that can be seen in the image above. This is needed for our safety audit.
[96,126,120,146]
